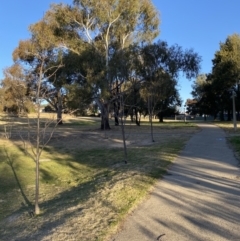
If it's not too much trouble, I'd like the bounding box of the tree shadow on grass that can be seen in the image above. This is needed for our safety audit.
[2,147,33,209]
[0,127,189,241]
[0,169,117,241]
[0,138,171,240]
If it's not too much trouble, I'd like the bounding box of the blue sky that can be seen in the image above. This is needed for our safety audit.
[1,0,240,106]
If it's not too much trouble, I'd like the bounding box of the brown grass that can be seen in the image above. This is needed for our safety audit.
[0,114,199,241]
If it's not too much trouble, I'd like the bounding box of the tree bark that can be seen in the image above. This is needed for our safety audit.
[159,113,164,122]
[101,103,111,130]
[114,101,119,126]
[120,95,128,163]
[148,95,154,142]
[94,98,111,130]
[220,110,224,121]
[57,88,63,125]
[130,112,134,122]
[35,155,40,215]
[120,115,128,163]
[134,107,140,126]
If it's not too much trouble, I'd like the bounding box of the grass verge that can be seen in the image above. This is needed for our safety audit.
[0,115,198,241]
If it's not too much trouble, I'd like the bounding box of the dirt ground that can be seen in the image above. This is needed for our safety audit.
[49,122,199,148]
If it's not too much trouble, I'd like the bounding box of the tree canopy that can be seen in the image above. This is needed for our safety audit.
[188,34,240,120]
[0,0,203,126]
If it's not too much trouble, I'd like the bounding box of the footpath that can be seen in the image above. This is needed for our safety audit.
[112,124,240,241]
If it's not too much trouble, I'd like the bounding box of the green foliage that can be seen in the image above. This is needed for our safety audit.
[190,34,240,120]
[190,74,219,117]
[141,40,201,80]
[139,40,201,120]
[0,64,35,115]
[211,34,240,118]
[44,0,160,101]
[212,34,240,89]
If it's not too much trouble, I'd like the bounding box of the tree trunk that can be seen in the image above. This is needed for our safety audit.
[120,115,128,163]
[159,114,164,122]
[148,95,154,142]
[114,101,119,126]
[35,155,40,215]
[130,112,134,122]
[101,103,111,130]
[94,98,111,130]
[119,95,128,163]
[57,88,63,125]
[35,101,41,215]
[134,108,140,126]
[150,112,154,142]
[220,110,224,121]
[138,111,142,126]
[57,111,63,124]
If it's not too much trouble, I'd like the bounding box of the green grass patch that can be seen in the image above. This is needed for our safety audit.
[228,136,240,154]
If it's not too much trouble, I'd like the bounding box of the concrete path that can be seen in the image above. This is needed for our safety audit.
[112,124,240,241]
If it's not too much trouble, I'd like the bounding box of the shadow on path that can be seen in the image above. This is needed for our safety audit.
[113,124,240,241]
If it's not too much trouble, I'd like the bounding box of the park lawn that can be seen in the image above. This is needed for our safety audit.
[0,115,199,241]
[215,121,240,134]
[215,121,240,165]
[228,136,240,154]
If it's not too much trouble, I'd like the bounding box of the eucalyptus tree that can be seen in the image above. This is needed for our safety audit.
[212,34,240,89]
[185,98,198,116]
[108,44,145,126]
[12,20,64,215]
[141,40,201,81]
[44,0,160,129]
[1,64,32,115]
[211,34,240,120]
[61,51,97,115]
[191,74,219,119]
[139,40,201,140]
[45,50,95,122]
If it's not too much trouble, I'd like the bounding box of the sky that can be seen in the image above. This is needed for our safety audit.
[1,0,240,107]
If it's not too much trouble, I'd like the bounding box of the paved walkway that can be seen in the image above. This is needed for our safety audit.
[112,124,240,241]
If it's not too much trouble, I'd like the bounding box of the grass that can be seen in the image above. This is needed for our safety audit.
[0,114,199,241]
[0,114,101,134]
[228,136,240,153]
[215,121,240,134]
[214,121,240,165]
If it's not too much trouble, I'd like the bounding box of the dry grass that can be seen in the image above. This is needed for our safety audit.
[215,121,240,134]
[215,121,240,165]
[0,113,199,241]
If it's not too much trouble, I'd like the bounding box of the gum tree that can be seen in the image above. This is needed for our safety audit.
[211,34,240,119]
[44,0,160,129]
[139,40,201,140]
[1,64,30,115]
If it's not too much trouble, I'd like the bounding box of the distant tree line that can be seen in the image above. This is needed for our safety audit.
[187,34,240,121]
